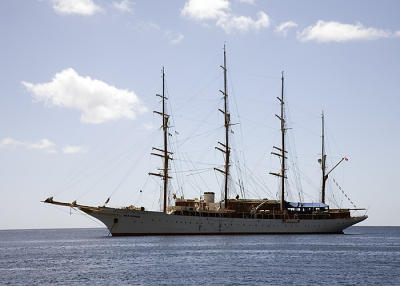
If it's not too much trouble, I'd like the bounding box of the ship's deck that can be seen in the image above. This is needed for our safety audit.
[170,209,352,220]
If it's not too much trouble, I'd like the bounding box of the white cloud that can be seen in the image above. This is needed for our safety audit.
[181,0,230,21]
[52,0,102,16]
[238,0,255,5]
[1,138,22,147]
[217,11,270,33]
[181,0,270,33]
[29,139,56,151]
[62,145,87,154]
[395,31,400,37]
[165,31,184,45]
[1,138,56,153]
[1,138,88,155]
[113,0,134,13]
[297,20,391,43]
[22,68,147,124]
[275,21,298,36]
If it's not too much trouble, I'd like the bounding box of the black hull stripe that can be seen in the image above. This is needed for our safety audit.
[111,231,344,236]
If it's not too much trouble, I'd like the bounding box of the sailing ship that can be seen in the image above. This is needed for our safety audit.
[44,47,367,235]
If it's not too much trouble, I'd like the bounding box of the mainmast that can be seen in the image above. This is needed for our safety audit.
[321,111,327,204]
[270,72,287,211]
[214,45,230,209]
[149,67,172,213]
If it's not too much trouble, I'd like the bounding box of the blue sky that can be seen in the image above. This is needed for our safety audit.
[1,0,399,229]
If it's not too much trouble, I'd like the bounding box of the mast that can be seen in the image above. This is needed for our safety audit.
[321,111,327,204]
[279,72,286,211]
[270,72,287,211]
[319,112,348,204]
[214,45,230,209]
[149,67,172,213]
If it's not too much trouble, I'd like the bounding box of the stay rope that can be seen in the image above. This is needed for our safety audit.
[332,178,357,208]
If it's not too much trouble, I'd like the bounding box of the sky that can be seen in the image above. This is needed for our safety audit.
[0,0,399,229]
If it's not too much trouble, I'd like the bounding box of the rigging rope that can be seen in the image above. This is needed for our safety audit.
[165,80,186,198]
[332,178,357,208]
[132,174,149,206]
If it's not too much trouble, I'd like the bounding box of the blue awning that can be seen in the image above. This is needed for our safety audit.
[287,202,329,208]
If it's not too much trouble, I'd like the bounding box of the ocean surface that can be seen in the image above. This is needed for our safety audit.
[0,226,399,285]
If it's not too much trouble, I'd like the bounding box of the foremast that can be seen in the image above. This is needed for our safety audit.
[214,45,231,209]
[149,67,172,213]
[270,72,287,211]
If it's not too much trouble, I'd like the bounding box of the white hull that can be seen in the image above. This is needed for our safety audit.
[81,207,367,235]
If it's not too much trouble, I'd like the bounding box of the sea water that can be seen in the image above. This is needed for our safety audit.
[0,227,399,285]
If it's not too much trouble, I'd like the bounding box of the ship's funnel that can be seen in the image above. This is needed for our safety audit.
[204,192,215,203]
